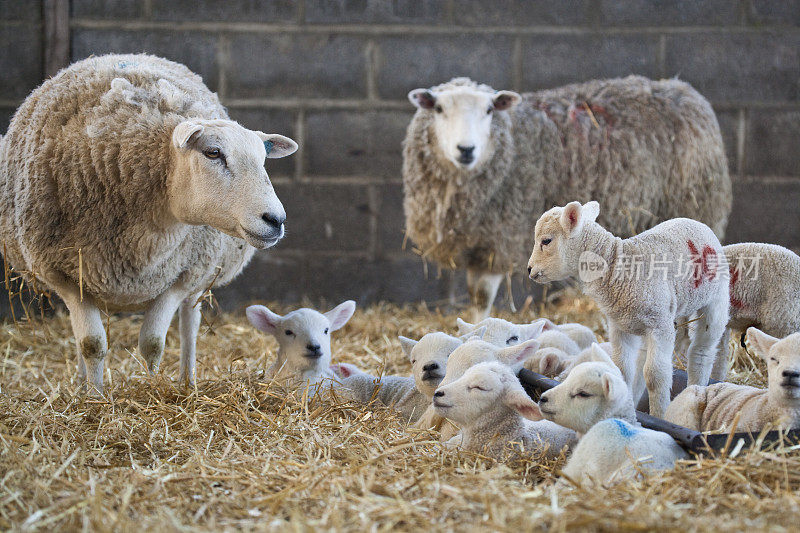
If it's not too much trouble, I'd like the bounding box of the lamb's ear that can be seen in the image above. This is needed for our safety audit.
[538,351,564,377]
[398,336,418,360]
[331,363,359,378]
[601,373,624,402]
[459,325,486,342]
[520,319,546,341]
[172,120,204,149]
[581,201,600,224]
[456,317,474,335]
[747,327,780,358]
[540,318,558,331]
[559,201,584,234]
[504,383,544,421]
[255,132,298,159]
[245,305,282,334]
[587,342,614,365]
[325,300,356,331]
[498,339,540,365]
[493,90,521,111]
[408,88,437,110]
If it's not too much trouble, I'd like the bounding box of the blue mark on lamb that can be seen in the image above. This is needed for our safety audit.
[612,418,639,439]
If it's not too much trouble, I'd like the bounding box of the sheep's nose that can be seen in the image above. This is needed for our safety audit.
[262,213,285,228]
[307,343,321,353]
[422,363,439,372]
[539,395,549,404]
[457,145,475,157]
[434,390,445,398]
[527,266,532,276]
[783,369,800,379]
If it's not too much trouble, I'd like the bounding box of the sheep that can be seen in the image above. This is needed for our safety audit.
[531,344,687,484]
[0,54,298,394]
[665,327,800,433]
[455,316,545,347]
[433,361,576,459]
[555,342,615,381]
[403,76,731,318]
[527,200,729,418]
[540,319,597,350]
[246,301,356,386]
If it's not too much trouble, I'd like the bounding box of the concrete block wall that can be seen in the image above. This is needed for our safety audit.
[1,0,799,311]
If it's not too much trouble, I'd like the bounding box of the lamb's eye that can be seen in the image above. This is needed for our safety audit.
[434,105,443,113]
[284,329,295,337]
[573,391,592,398]
[771,357,778,364]
[506,335,519,345]
[203,147,221,159]
[468,385,489,392]
[487,106,493,114]
[541,238,552,246]
[411,360,416,365]
[324,328,329,334]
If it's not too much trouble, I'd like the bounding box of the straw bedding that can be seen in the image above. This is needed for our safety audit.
[1,292,799,531]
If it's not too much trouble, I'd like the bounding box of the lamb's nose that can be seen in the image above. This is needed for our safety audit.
[262,213,285,228]
[783,369,800,379]
[422,363,439,372]
[539,395,549,404]
[527,266,532,276]
[457,145,475,157]
[307,343,321,353]
[434,390,445,398]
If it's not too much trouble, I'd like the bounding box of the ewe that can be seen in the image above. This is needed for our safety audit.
[665,327,800,432]
[528,201,729,418]
[246,301,355,386]
[0,54,297,393]
[403,76,731,318]
[433,361,575,459]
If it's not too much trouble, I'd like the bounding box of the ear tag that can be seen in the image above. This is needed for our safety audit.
[264,140,274,156]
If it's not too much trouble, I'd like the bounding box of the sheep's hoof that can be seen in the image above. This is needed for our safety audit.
[140,336,164,374]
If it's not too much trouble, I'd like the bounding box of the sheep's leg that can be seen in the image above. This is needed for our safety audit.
[178,294,202,387]
[467,270,502,321]
[687,301,728,387]
[710,327,731,381]
[643,326,676,419]
[609,325,641,396]
[62,292,107,396]
[139,288,185,375]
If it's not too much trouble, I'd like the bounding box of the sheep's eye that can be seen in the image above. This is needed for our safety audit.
[411,360,416,365]
[203,147,222,159]
[324,328,329,335]
[541,238,552,246]
[771,357,778,364]
[434,105,443,114]
[468,385,489,392]
[573,391,592,398]
[284,329,295,337]
[487,106,493,114]
[506,335,519,345]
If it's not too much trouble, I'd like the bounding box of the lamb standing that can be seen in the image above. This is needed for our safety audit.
[403,76,731,317]
[433,361,576,459]
[0,54,298,393]
[246,301,356,386]
[665,327,800,432]
[527,201,729,418]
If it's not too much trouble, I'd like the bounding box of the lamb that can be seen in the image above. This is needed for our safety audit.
[665,327,800,433]
[540,319,596,350]
[0,54,298,393]
[528,201,729,418]
[403,76,731,318]
[455,316,546,347]
[532,344,687,484]
[246,301,356,386]
[433,361,576,459]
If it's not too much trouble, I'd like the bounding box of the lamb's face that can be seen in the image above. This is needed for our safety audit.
[405,332,462,398]
[169,119,297,249]
[456,317,545,348]
[748,328,800,403]
[408,86,520,171]
[440,338,539,388]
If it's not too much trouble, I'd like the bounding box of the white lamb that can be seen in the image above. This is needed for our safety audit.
[533,344,688,484]
[245,301,356,386]
[540,318,597,350]
[665,327,800,433]
[528,200,729,418]
[455,316,546,347]
[433,361,576,459]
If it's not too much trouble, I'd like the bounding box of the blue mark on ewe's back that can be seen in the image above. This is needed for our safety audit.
[612,418,639,439]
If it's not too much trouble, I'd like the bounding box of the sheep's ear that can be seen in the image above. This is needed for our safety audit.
[559,201,584,234]
[172,120,204,149]
[493,90,521,111]
[587,343,614,365]
[456,317,474,335]
[601,373,624,402]
[459,325,486,342]
[581,201,600,224]
[499,339,540,365]
[331,363,359,378]
[408,88,437,109]
[540,318,557,331]
[398,336,418,360]
[520,319,546,341]
[245,305,282,334]
[747,327,780,358]
[504,385,543,421]
[325,300,356,331]
[538,351,564,377]
[254,132,298,159]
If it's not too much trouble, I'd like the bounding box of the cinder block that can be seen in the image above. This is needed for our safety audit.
[71,29,220,91]
[726,177,800,250]
[213,252,310,306]
[454,0,594,27]
[226,107,298,178]
[747,1,800,26]
[273,182,372,252]
[1,0,41,21]
[71,0,144,19]
[664,33,800,103]
[304,109,412,177]
[375,183,406,255]
[227,33,368,99]
[521,34,660,91]
[598,0,739,26]
[744,109,800,176]
[305,0,446,24]
[0,27,41,100]
[375,34,514,99]
[0,107,16,134]
[150,0,297,22]
[714,108,740,175]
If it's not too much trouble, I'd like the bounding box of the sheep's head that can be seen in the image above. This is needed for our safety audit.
[536,344,631,434]
[408,83,520,171]
[528,200,600,284]
[747,328,800,404]
[456,317,545,348]
[400,329,484,397]
[246,301,356,376]
[441,337,539,388]
[432,361,541,425]
[169,119,298,249]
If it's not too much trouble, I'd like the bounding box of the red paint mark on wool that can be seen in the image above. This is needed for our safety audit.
[688,240,718,288]
[729,266,745,309]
